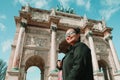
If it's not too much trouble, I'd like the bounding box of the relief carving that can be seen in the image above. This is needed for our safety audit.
[93,37,109,55]
[24,49,46,59]
[92,23,104,31]
[24,49,35,55]
[95,43,107,53]
[57,32,65,43]
[35,37,48,47]
[25,35,49,48]
[34,50,40,55]
[25,35,31,45]
[31,12,49,22]
[26,28,49,35]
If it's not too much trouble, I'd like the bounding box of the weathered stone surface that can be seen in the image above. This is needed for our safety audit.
[5,5,119,80]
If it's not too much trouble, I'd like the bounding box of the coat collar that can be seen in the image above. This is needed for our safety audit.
[68,40,80,51]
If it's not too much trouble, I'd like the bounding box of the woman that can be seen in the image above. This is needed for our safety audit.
[57,60,63,80]
[62,28,94,80]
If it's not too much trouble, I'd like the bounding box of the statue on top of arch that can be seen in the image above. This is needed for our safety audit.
[56,4,75,14]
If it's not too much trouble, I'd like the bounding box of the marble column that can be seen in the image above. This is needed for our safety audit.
[85,30,99,73]
[12,20,27,70]
[41,72,44,80]
[24,72,27,80]
[104,34,120,72]
[106,67,111,80]
[50,23,57,72]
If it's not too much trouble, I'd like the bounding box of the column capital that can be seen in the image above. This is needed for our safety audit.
[104,34,112,41]
[51,25,57,32]
[85,30,93,38]
[20,18,27,28]
[20,22,27,28]
[50,22,57,32]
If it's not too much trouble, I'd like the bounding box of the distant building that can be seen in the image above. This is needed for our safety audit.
[5,5,120,80]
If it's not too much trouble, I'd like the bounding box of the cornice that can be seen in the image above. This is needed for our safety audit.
[15,6,113,36]
[103,27,112,33]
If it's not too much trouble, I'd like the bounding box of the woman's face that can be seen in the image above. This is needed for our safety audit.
[57,61,62,68]
[65,29,80,45]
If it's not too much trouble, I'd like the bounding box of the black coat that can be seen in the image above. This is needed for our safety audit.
[62,42,94,80]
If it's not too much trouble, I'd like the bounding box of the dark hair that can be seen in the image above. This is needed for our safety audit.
[56,60,62,70]
[73,27,80,34]
[73,27,81,41]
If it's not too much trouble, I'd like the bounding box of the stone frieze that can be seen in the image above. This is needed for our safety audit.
[25,35,49,48]
[31,12,49,22]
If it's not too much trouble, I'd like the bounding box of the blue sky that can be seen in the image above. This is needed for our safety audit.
[0,0,120,79]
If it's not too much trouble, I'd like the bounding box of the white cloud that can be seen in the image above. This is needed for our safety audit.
[76,0,85,6]
[99,0,120,21]
[0,23,5,31]
[100,7,120,21]
[76,0,91,11]
[14,0,50,8]
[34,0,47,8]
[0,14,6,20]
[14,0,28,5]
[58,0,71,8]
[0,14,6,32]
[101,0,120,6]
[1,39,12,53]
[86,0,90,11]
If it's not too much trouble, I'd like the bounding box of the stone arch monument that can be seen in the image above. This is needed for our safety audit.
[5,5,120,80]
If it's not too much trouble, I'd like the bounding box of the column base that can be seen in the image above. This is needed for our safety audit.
[50,68,59,73]
[48,72,58,80]
[93,71,104,80]
[5,70,20,80]
[114,72,120,80]
[116,70,120,73]
[93,70,100,74]
[11,67,19,71]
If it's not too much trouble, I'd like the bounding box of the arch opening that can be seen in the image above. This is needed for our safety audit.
[26,66,41,80]
[24,55,45,80]
[98,60,112,80]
